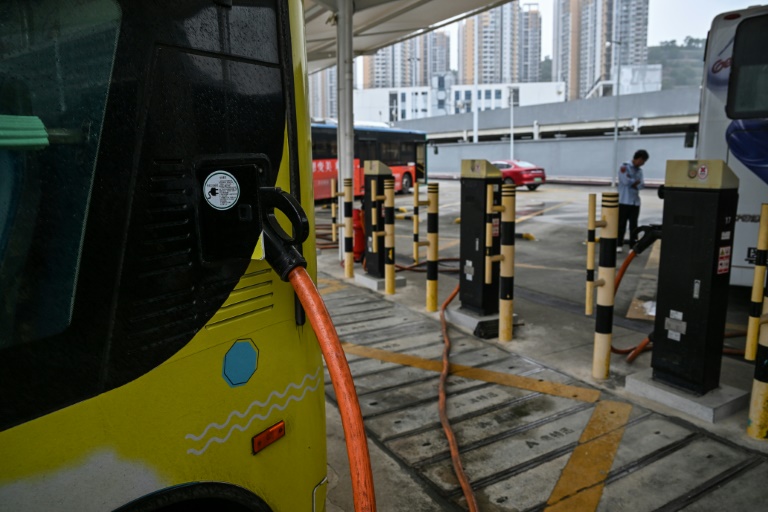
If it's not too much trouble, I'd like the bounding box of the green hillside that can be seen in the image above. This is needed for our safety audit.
[647,37,706,90]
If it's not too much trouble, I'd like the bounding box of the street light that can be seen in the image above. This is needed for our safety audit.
[472,14,479,143]
[508,86,516,160]
[610,39,623,187]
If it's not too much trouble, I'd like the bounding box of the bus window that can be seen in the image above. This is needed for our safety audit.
[312,129,337,159]
[380,141,399,163]
[0,0,121,346]
[357,139,377,162]
[400,141,416,164]
[727,14,768,119]
[416,140,426,182]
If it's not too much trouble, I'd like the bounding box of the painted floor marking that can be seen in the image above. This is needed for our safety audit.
[317,277,350,296]
[544,400,633,511]
[340,342,600,403]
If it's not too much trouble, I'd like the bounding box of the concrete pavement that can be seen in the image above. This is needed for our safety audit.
[317,182,767,511]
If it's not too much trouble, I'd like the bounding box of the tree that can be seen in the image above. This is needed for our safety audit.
[539,55,552,82]
[684,36,705,49]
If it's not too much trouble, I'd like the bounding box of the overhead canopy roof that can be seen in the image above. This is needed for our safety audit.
[303,0,509,73]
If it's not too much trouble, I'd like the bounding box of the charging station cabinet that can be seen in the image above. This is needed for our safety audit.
[363,161,392,278]
[460,160,502,315]
[651,160,739,395]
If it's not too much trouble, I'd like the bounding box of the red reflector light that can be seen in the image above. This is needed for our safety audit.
[724,13,741,20]
[252,421,286,455]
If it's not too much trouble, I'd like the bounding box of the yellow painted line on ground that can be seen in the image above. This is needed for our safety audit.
[544,400,633,511]
[341,342,600,403]
[317,277,349,296]
[516,201,572,224]
[440,201,461,210]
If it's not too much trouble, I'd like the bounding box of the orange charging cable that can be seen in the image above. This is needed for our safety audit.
[439,284,479,511]
[288,266,376,512]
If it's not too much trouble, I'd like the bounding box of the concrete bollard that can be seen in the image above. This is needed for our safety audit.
[498,184,516,342]
[586,193,597,315]
[426,183,439,312]
[343,178,354,278]
[384,179,395,295]
[413,181,430,263]
[592,192,618,380]
[746,203,768,361]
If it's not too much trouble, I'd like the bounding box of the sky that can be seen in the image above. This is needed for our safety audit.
[448,0,760,68]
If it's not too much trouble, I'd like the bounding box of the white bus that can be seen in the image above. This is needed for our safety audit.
[700,5,768,286]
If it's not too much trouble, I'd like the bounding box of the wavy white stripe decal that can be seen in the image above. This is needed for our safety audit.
[185,368,322,456]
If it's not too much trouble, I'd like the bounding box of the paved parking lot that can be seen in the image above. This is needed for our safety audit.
[316,182,764,511]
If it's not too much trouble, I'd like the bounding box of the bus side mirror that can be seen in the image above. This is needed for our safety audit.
[684,130,696,148]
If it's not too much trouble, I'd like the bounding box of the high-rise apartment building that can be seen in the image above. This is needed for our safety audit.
[363,45,402,89]
[614,0,649,66]
[309,66,337,119]
[459,4,524,86]
[429,31,451,78]
[361,30,449,89]
[519,4,542,83]
[553,0,648,100]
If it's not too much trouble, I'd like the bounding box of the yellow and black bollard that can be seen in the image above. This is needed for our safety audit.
[369,179,386,256]
[498,184,516,342]
[330,178,341,243]
[746,287,768,439]
[426,183,439,312]
[384,179,396,295]
[746,203,768,361]
[747,204,768,439]
[362,161,392,281]
[343,178,354,278]
[413,181,430,263]
[485,184,505,285]
[592,192,618,380]
[586,193,597,316]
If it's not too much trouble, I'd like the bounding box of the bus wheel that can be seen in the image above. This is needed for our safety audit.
[401,173,412,194]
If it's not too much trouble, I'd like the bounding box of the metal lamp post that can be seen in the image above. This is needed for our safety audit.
[611,39,623,187]
[508,86,515,160]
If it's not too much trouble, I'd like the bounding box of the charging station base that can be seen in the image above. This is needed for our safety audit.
[445,304,518,339]
[354,273,406,292]
[626,368,749,423]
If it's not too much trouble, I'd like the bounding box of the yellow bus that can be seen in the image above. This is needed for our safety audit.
[0,0,330,510]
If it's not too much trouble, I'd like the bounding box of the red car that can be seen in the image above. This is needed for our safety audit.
[491,160,547,190]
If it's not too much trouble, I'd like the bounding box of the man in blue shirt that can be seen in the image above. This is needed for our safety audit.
[617,149,648,253]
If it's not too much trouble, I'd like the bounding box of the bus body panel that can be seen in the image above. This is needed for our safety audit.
[0,0,326,510]
[700,6,768,286]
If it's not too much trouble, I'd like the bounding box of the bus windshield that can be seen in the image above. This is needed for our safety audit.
[0,0,121,346]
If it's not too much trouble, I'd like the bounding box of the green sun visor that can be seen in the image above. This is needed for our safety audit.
[0,115,49,150]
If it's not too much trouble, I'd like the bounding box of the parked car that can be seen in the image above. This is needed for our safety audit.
[491,160,546,190]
